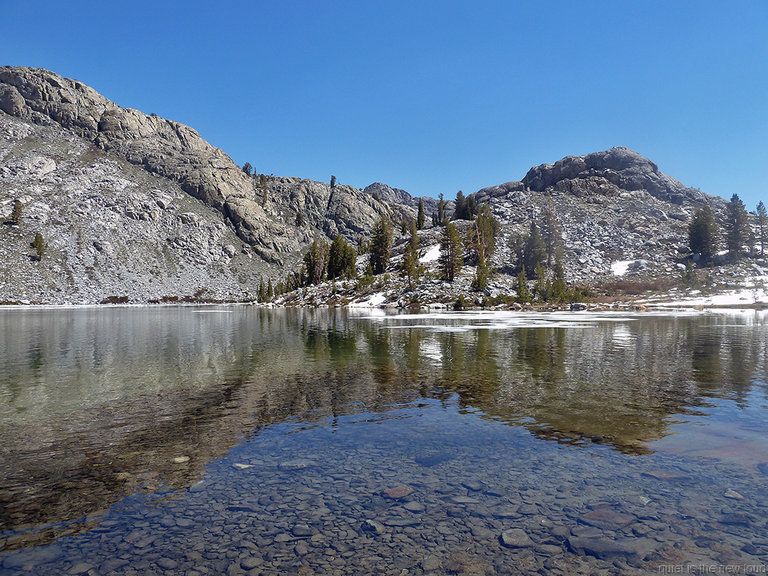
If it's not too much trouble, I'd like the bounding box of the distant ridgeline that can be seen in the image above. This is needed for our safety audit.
[1,66,765,305]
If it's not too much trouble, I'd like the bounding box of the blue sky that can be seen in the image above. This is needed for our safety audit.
[2,1,767,208]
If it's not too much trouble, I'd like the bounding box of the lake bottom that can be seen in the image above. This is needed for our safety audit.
[2,396,767,576]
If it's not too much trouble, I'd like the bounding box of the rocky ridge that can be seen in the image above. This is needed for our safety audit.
[1,66,764,306]
[0,66,408,268]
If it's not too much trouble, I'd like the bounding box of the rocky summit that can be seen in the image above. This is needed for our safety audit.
[0,66,763,305]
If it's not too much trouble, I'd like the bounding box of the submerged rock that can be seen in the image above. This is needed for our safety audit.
[499,528,534,548]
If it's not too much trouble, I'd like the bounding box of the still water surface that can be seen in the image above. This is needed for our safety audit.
[1,307,767,575]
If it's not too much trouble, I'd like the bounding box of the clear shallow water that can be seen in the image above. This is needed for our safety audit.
[0,307,767,575]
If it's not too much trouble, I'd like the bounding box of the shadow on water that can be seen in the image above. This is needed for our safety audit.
[0,307,767,554]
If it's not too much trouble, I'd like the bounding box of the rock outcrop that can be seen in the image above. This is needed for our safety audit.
[0,66,408,268]
[522,147,700,205]
[1,67,760,305]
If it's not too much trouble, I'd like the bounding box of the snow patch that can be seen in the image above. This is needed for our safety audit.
[611,260,633,276]
[421,244,440,264]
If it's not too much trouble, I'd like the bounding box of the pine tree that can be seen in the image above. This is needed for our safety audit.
[296,209,305,227]
[328,235,357,280]
[369,216,393,275]
[432,193,446,227]
[516,266,531,303]
[454,191,468,220]
[242,162,253,176]
[330,175,337,189]
[439,221,463,281]
[757,201,767,256]
[417,198,426,230]
[31,232,46,260]
[523,222,546,276]
[688,205,718,259]
[726,194,750,259]
[258,277,266,302]
[468,203,499,290]
[10,200,22,225]
[303,239,329,285]
[401,221,421,289]
[467,195,477,219]
[542,195,563,265]
[267,279,274,301]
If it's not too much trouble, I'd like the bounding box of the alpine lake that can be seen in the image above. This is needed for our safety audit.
[1,306,767,575]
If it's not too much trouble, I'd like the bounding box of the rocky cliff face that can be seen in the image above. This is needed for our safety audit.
[0,67,417,303]
[0,66,408,270]
[0,67,757,305]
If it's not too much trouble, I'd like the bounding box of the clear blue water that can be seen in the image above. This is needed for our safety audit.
[1,307,767,575]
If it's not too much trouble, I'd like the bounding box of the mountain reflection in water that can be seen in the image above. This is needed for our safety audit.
[0,307,766,553]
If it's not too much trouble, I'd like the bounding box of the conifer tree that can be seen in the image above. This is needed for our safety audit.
[468,203,499,290]
[303,239,329,285]
[401,221,422,289]
[432,194,447,227]
[688,205,718,259]
[267,278,274,301]
[516,266,531,303]
[454,191,469,220]
[726,194,750,259]
[330,175,337,189]
[258,277,266,302]
[523,222,546,276]
[439,221,463,281]
[757,201,767,256]
[328,234,357,280]
[10,200,22,225]
[242,162,253,176]
[296,209,305,227]
[31,232,46,260]
[369,216,393,275]
[542,195,563,265]
[417,198,426,230]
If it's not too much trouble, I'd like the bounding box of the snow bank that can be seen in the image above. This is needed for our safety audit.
[420,245,441,264]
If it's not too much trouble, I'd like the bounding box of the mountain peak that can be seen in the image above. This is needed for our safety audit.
[522,146,693,203]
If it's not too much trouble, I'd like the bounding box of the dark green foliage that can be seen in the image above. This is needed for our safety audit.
[757,201,767,256]
[242,162,252,176]
[400,218,408,235]
[468,203,499,290]
[523,222,546,276]
[542,195,563,265]
[467,195,477,219]
[328,235,357,280]
[330,175,336,189]
[369,216,393,275]
[267,279,274,301]
[295,209,305,227]
[516,266,531,303]
[417,198,426,230]
[432,193,447,227]
[439,221,463,281]
[257,276,266,302]
[472,259,490,291]
[726,194,750,259]
[303,239,330,285]
[688,205,718,259]
[10,200,22,225]
[31,232,46,260]
[453,295,465,310]
[454,191,469,220]
[401,221,422,289]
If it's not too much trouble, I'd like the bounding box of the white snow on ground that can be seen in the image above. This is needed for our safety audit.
[420,244,440,263]
[348,292,387,308]
[647,275,768,308]
[611,260,633,276]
